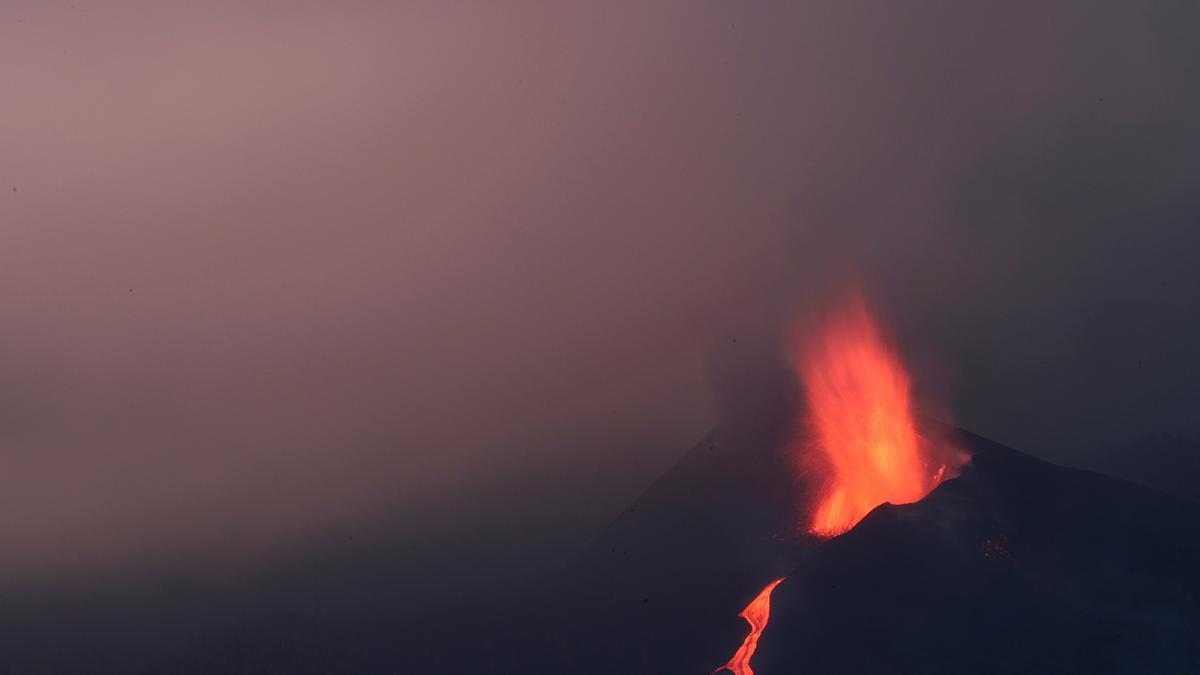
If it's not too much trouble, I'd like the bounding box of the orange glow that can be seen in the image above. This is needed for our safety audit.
[712,578,786,675]
[796,292,959,537]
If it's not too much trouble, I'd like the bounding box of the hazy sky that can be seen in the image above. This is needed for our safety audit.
[2,0,1198,626]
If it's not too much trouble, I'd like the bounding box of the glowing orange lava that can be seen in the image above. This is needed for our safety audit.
[796,292,959,537]
[712,578,786,675]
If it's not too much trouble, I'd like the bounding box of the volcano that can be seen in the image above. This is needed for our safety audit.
[539,423,1200,675]
[110,303,1198,674]
[125,421,1200,674]
[756,429,1200,674]
[128,291,1200,674]
[530,295,1199,674]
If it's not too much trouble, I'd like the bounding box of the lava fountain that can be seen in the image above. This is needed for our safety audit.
[714,291,961,675]
[795,291,962,537]
[711,578,786,675]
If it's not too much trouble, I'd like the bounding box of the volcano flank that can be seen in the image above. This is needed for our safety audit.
[140,421,1200,674]
[539,423,1200,675]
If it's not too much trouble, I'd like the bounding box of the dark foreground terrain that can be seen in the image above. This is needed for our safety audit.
[514,427,1200,674]
[5,427,1198,674]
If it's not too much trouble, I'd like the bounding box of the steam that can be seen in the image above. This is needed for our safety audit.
[0,0,1196,625]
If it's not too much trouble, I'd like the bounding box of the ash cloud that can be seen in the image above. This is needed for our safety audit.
[0,1,1197,659]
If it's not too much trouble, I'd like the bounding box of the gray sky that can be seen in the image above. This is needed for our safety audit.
[1,0,1197,610]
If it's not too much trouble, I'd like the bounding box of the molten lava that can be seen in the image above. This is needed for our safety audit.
[796,292,960,537]
[712,578,786,675]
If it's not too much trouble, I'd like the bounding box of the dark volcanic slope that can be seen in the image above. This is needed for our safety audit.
[545,426,816,674]
[757,430,1200,675]
[93,428,1200,674]
[542,427,1200,675]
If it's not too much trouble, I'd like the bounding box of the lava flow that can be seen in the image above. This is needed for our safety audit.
[711,578,786,675]
[796,291,962,537]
